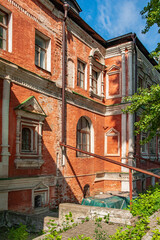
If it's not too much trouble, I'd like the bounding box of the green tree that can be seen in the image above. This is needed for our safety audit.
[140,0,160,69]
[123,0,160,143]
[123,85,160,143]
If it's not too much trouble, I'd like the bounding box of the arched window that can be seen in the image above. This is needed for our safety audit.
[77,117,90,156]
[22,128,31,151]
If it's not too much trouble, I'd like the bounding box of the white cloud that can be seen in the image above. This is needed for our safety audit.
[96,0,142,38]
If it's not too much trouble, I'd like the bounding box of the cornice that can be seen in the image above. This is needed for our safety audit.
[105,42,133,59]
[0,175,56,192]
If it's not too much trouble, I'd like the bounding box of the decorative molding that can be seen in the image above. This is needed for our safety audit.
[15,159,44,169]
[7,0,59,35]
[95,172,129,182]
[0,175,56,192]
[105,42,133,59]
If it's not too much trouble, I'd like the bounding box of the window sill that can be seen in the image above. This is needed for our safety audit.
[35,64,51,74]
[89,90,104,101]
[15,158,44,169]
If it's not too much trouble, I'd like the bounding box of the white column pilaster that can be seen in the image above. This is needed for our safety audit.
[128,47,135,167]
[89,62,93,93]
[0,77,11,178]
[121,48,126,98]
[101,71,104,98]
[38,122,43,160]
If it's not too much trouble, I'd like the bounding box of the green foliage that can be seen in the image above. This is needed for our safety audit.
[44,212,77,240]
[94,217,108,240]
[140,0,160,69]
[109,217,150,240]
[104,214,110,224]
[123,84,160,143]
[68,235,92,240]
[152,229,160,239]
[85,216,90,222]
[156,217,160,225]
[128,183,160,217]
[140,0,160,34]
[8,223,29,240]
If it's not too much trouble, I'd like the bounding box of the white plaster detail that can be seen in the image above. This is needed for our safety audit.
[0,78,11,179]
[120,48,126,98]
[0,175,56,192]
[32,182,49,210]
[67,59,75,88]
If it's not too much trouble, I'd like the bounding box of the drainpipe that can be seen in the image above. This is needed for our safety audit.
[62,2,69,144]
[131,33,137,94]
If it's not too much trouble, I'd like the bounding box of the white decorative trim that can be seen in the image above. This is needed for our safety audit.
[0,78,11,178]
[121,113,127,173]
[15,159,44,169]
[120,48,126,98]
[32,182,49,209]
[104,128,120,156]
[0,175,55,192]
[7,0,59,34]
[95,172,129,182]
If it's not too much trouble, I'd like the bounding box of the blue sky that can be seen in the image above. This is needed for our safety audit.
[77,0,159,53]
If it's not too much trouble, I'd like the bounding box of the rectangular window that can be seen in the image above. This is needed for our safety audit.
[141,133,147,154]
[92,70,98,94]
[35,34,47,69]
[0,10,7,50]
[149,137,156,155]
[77,60,85,88]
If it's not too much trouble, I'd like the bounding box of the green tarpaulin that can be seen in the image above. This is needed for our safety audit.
[81,196,130,209]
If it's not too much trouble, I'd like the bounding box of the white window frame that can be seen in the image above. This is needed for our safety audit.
[35,30,51,72]
[77,58,87,90]
[141,132,148,155]
[0,5,12,52]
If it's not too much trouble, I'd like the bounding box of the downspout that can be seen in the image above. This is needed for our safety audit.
[62,2,69,144]
[131,33,137,94]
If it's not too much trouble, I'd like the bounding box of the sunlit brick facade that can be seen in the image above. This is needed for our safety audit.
[0,0,159,213]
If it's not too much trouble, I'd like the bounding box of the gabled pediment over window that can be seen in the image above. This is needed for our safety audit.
[15,96,46,117]
[34,182,49,191]
[106,128,119,135]
[108,65,120,73]
[14,96,46,169]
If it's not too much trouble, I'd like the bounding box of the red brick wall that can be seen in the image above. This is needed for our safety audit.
[8,190,32,212]
[0,0,62,82]
[9,83,59,177]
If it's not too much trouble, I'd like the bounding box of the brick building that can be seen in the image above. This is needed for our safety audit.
[0,0,159,213]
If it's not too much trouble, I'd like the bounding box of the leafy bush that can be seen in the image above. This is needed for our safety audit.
[128,183,160,217]
[68,235,92,240]
[152,229,160,239]
[109,217,150,240]
[8,223,29,240]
